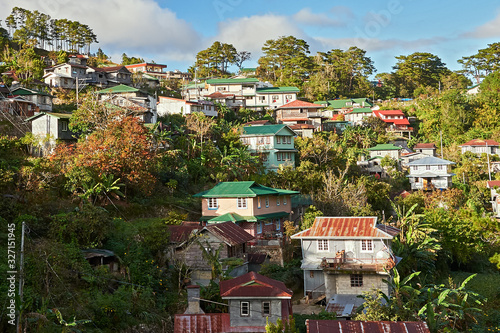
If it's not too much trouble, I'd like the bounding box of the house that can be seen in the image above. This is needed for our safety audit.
[165,222,203,259]
[174,272,292,333]
[460,139,500,155]
[275,100,324,135]
[43,63,89,89]
[487,180,500,219]
[174,221,254,285]
[306,320,430,333]
[124,62,168,80]
[291,216,400,313]
[255,86,299,110]
[413,143,437,156]
[97,84,157,124]
[97,66,132,86]
[344,108,373,125]
[407,156,456,191]
[9,87,53,112]
[241,124,297,171]
[372,110,413,138]
[400,152,430,169]
[0,96,37,118]
[466,83,480,95]
[157,96,217,117]
[82,249,120,273]
[220,271,293,330]
[193,181,299,237]
[367,143,402,160]
[239,67,257,77]
[25,112,77,148]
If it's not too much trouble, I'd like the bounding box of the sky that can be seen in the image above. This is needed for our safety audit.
[2,0,500,78]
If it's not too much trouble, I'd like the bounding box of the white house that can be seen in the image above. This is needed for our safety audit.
[157,96,217,117]
[460,139,500,156]
[407,156,456,190]
[487,180,500,219]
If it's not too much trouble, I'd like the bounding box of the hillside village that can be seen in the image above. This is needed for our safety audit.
[1,6,500,333]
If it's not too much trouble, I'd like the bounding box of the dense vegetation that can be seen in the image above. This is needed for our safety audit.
[1,5,500,333]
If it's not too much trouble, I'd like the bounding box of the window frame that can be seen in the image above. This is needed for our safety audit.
[237,197,247,209]
[240,301,250,316]
[350,274,363,287]
[262,301,271,316]
[61,121,69,132]
[317,239,329,251]
[361,239,373,253]
[276,197,280,206]
[207,198,218,210]
[265,196,270,208]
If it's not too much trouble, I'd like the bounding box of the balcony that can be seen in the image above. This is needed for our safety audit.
[320,255,395,273]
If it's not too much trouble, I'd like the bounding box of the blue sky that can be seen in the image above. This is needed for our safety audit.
[2,0,500,77]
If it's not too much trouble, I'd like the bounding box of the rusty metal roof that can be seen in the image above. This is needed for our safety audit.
[174,313,228,333]
[306,320,430,333]
[167,225,202,243]
[291,217,396,239]
[220,272,292,298]
[204,222,254,246]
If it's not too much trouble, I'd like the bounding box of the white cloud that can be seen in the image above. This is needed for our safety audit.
[213,14,304,55]
[463,11,500,38]
[293,8,344,27]
[0,0,202,61]
[313,36,448,53]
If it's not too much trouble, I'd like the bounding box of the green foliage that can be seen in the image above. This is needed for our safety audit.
[121,53,144,65]
[190,41,239,77]
[200,280,228,313]
[265,315,297,333]
[300,205,323,231]
[259,259,303,291]
[293,311,337,333]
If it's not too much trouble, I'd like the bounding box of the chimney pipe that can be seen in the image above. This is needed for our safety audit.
[184,285,204,314]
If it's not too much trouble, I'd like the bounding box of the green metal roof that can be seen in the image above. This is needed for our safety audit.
[240,68,257,72]
[208,213,248,223]
[314,101,327,105]
[367,144,402,151]
[350,108,372,114]
[242,124,293,136]
[25,112,72,122]
[11,87,53,97]
[352,98,373,106]
[143,73,159,81]
[193,181,299,198]
[326,99,353,108]
[256,86,300,93]
[254,212,289,220]
[206,78,259,84]
[97,84,139,94]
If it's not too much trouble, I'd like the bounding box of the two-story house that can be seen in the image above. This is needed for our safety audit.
[124,62,168,80]
[413,143,437,156]
[367,143,402,160]
[43,63,89,89]
[274,100,324,135]
[157,96,217,117]
[291,216,400,312]
[372,110,413,138]
[460,139,500,155]
[97,84,157,124]
[241,124,297,171]
[344,108,373,125]
[407,156,456,190]
[193,181,299,237]
[9,87,53,113]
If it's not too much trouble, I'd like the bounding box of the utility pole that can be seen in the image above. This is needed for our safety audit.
[440,130,443,158]
[17,221,25,333]
[487,142,492,181]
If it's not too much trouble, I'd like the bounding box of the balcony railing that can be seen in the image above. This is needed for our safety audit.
[320,256,395,272]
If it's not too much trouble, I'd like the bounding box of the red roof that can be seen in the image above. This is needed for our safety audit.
[205,91,235,99]
[243,120,272,126]
[278,99,320,109]
[289,124,315,130]
[306,320,430,333]
[174,313,267,333]
[291,217,398,239]
[414,143,436,149]
[461,139,500,147]
[220,272,292,298]
[167,225,202,243]
[374,110,405,116]
[282,117,309,122]
[125,62,167,69]
[390,118,410,125]
[487,180,500,188]
[204,222,254,246]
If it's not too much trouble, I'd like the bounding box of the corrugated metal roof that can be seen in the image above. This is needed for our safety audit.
[277,99,320,109]
[174,313,228,333]
[461,139,499,147]
[256,86,300,93]
[306,320,430,333]
[204,222,254,246]
[167,225,202,243]
[97,84,139,94]
[407,156,455,166]
[193,182,299,198]
[291,217,395,239]
[367,144,401,151]
[220,272,292,298]
[487,180,500,188]
[242,124,288,135]
[414,143,436,149]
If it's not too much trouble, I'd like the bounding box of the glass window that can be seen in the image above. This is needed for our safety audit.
[283,196,287,205]
[258,197,261,209]
[317,240,329,251]
[351,274,363,287]
[276,219,281,231]
[426,165,431,170]
[262,302,270,316]
[241,301,250,316]
[276,197,280,206]
[276,136,281,144]
[361,240,373,252]
[237,198,247,209]
[265,196,269,207]
[286,136,291,144]
[61,121,68,132]
[207,198,218,209]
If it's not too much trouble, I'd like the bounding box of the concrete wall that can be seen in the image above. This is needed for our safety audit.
[324,273,389,301]
[369,149,400,160]
[301,239,387,263]
[201,196,292,217]
[228,299,282,327]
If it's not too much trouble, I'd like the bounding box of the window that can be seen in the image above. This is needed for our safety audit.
[276,197,280,206]
[258,197,261,209]
[351,274,363,287]
[286,136,291,144]
[426,165,431,170]
[438,165,443,170]
[241,301,250,316]
[257,222,263,234]
[276,219,281,231]
[412,166,418,171]
[415,177,419,183]
[207,198,218,210]
[266,136,270,144]
[283,196,287,205]
[237,198,247,209]
[259,96,265,101]
[317,240,329,251]
[258,136,265,144]
[265,196,270,207]
[277,153,281,161]
[262,302,270,316]
[276,136,281,144]
[310,271,314,278]
[61,121,68,132]
[361,240,373,252]
[217,87,227,91]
